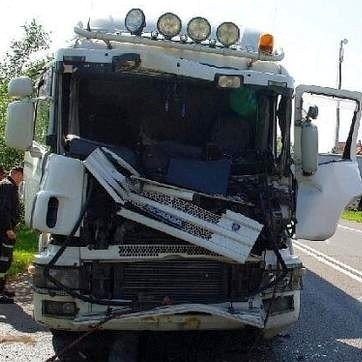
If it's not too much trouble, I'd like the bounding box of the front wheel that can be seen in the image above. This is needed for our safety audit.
[107,333,139,362]
[51,330,111,362]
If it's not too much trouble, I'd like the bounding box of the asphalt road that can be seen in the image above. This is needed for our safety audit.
[0,220,361,361]
[270,219,362,361]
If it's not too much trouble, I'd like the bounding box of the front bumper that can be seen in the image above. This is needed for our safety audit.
[33,290,300,332]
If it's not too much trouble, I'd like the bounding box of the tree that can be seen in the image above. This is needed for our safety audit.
[0,19,51,170]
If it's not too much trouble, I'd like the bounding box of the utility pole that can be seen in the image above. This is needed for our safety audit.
[334,38,348,153]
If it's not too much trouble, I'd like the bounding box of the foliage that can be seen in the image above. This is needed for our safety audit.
[341,210,362,223]
[1,19,51,79]
[8,225,38,277]
[0,19,51,171]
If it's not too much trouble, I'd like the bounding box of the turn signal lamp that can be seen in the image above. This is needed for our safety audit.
[157,12,182,39]
[258,33,274,54]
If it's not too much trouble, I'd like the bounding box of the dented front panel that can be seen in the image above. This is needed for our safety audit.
[31,154,86,235]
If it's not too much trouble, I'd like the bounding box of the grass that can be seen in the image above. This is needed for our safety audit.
[341,210,362,223]
[8,225,38,277]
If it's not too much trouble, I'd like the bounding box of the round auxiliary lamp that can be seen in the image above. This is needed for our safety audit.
[187,17,211,43]
[216,22,240,47]
[157,12,182,39]
[125,8,146,35]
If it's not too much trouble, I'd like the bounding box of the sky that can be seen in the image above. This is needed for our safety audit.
[1,0,362,151]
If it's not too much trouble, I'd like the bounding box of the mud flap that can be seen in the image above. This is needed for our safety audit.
[84,147,263,263]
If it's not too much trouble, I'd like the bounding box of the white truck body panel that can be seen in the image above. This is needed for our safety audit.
[296,160,362,240]
[31,154,86,235]
[294,85,362,240]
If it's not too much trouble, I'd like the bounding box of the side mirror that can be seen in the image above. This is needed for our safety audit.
[8,77,33,98]
[301,120,318,176]
[6,100,34,150]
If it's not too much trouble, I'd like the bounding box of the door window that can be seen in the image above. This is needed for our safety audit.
[34,69,52,145]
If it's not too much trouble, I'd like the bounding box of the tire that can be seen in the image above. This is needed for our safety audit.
[108,333,139,362]
[51,330,111,361]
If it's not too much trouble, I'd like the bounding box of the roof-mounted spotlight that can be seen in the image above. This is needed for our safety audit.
[125,8,146,35]
[216,22,240,47]
[157,12,182,39]
[187,17,211,43]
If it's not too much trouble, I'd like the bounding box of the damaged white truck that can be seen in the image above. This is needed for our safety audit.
[5,9,362,360]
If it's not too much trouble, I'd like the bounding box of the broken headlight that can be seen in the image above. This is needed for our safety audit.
[33,264,80,290]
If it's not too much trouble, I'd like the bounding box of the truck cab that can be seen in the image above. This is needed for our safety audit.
[5,9,362,360]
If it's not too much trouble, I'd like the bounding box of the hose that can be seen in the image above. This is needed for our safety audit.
[248,164,289,298]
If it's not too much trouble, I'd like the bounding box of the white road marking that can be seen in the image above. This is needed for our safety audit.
[293,240,362,285]
[337,224,362,234]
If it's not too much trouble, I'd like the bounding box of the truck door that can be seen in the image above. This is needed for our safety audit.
[294,85,362,240]
[24,71,53,227]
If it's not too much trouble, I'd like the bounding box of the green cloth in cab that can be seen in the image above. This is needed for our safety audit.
[229,87,257,120]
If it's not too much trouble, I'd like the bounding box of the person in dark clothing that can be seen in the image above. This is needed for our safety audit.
[0,166,23,303]
[0,165,5,181]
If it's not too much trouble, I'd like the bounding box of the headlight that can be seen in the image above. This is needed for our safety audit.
[157,12,182,39]
[187,17,211,43]
[216,22,240,47]
[125,8,146,35]
[33,264,80,290]
[43,300,78,317]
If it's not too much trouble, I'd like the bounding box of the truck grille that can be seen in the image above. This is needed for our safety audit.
[118,244,218,258]
[85,260,229,307]
[84,260,264,310]
[121,261,228,304]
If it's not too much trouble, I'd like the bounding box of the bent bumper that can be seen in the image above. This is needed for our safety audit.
[33,291,300,332]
